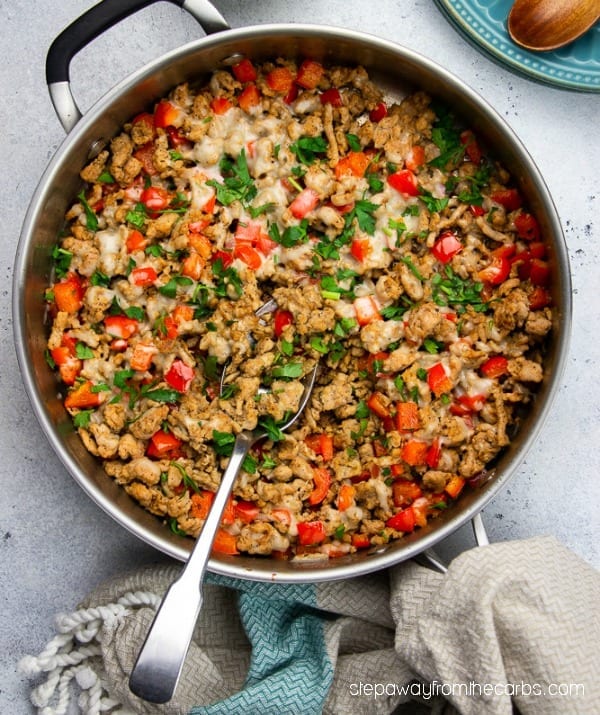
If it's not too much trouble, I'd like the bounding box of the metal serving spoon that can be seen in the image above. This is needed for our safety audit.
[129,348,319,704]
[507,0,600,51]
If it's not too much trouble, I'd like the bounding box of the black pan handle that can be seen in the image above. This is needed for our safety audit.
[46,0,229,132]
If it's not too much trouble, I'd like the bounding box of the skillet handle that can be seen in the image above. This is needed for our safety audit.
[46,0,229,133]
[414,512,490,574]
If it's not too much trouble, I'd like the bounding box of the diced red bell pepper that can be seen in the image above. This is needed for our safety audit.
[427,362,452,397]
[367,391,392,419]
[158,315,179,341]
[132,112,155,134]
[233,242,262,269]
[130,266,158,286]
[265,67,295,93]
[411,497,430,528]
[238,83,261,112]
[270,507,292,527]
[491,188,522,211]
[395,401,420,431]
[129,342,157,372]
[153,100,179,128]
[369,102,387,122]
[477,253,511,285]
[134,142,158,176]
[53,273,84,313]
[104,315,139,340]
[146,429,182,458]
[529,286,551,310]
[450,393,486,416]
[337,484,356,511]
[425,437,442,469]
[51,346,82,385]
[172,304,194,327]
[163,128,188,151]
[190,490,215,520]
[514,212,540,241]
[297,520,326,545]
[388,169,419,197]
[320,88,343,106]
[460,129,482,164]
[187,233,212,263]
[335,151,370,179]
[232,58,258,83]
[431,231,463,264]
[401,440,429,467]
[480,355,508,378]
[140,186,169,216]
[528,242,547,259]
[357,351,389,377]
[180,252,204,280]
[126,229,148,253]
[210,96,233,115]
[350,238,371,262]
[392,480,422,507]
[470,204,486,217]
[220,495,236,526]
[234,219,267,245]
[529,258,550,286]
[189,489,234,525]
[289,188,319,218]
[272,308,293,338]
[211,250,234,268]
[165,359,195,393]
[305,433,334,461]
[354,295,382,325]
[351,533,371,550]
[296,59,324,89]
[309,467,332,505]
[405,145,426,172]
[64,380,102,410]
[445,475,466,499]
[234,500,260,524]
[212,528,239,555]
[386,506,416,533]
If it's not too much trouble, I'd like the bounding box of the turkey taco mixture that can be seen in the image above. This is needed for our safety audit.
[45,58,554,560]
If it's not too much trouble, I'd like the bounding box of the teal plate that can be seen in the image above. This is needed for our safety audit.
[434,0,600,92]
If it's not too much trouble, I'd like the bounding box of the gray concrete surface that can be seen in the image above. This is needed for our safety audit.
[1,1,598,712]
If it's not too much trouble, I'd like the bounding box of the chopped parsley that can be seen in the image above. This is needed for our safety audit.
[346,133,361,152]
[428,106,465,170]
[77,190,99,232]
[258,415,286,442]
[75,343,94,359]
[90,270,110,287]
[419,189,450,213]
[269,219,309,248]
[289,135,328,165]
[211,259,242,299]
[207,149,257,206]
[51,246,73,278]
[431,265,487,313]
[270,361,304,380]
[159,275,194,299]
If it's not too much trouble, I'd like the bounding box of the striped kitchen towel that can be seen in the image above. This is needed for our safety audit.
[20,536,599,715]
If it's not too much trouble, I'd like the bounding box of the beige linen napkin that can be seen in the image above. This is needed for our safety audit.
[20,536,599,714]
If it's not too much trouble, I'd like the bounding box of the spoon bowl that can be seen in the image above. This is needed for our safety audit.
[129,353,319,704]
[508,0,600,51]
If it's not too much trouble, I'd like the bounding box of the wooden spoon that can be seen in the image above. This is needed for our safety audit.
[508,0,600,51]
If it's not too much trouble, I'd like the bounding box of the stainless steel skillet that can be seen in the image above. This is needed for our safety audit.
[13,0,571,583]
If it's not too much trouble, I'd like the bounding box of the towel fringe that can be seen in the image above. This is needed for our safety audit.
[19,590,159,715]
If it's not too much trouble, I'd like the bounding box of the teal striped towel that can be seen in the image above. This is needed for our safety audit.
[19,537,600,714]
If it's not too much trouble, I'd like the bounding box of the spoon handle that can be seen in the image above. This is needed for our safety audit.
[128,430,255,704]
